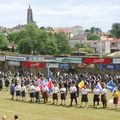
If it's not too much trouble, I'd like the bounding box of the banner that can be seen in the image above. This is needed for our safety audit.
[83,58,111,64]
[46,63,59,68]
[113,58,120,64]
[56,57,82,63]
[22,62,45,68]
[6,56,26,61]
[0,56,5,61]
[8,61,20,66]
[99,64,107,70]
[107,64,115,70]
[60,64,70,69]
[26,56,44,62]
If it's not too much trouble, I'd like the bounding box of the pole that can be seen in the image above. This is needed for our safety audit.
[100,41,103,70]
[47,64,50,81]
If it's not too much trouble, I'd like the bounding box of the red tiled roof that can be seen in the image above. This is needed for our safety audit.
[53,28,70,33]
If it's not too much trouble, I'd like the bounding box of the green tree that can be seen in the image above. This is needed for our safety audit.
[0,32,8,50]
[11,23,71,55]
[111,23,120,38]
[87,33,100,41]
[18,23,59,55]
[55,32,71,55]
[85,46,94,54]
[19,37,32,54]
[74,43,86,53]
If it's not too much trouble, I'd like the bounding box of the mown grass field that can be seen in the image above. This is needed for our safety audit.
[0,89,120,120]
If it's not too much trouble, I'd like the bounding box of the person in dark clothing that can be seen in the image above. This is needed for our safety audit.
[69,84,77,107]
[5,78,10,91]
[0,78,3,91]
[10,82,15,99]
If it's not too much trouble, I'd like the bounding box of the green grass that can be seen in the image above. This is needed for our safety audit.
[0,89,120,120]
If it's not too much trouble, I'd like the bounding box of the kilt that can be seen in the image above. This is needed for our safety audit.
[21,91,26,97]
[35,92,40,99]
[16,90,20,96]
[43,92,48,98]
[53,93,58,100]
[10,90,15,96]
[30,92,35,97]
[61,93,66,100]
[81,94,88,102]
[101,95,107,103]
[70,93,77,99]
[93,94,100,102]
[113,97,118,104]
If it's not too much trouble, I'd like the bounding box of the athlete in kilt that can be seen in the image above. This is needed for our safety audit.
[93,86,100,107]
[42,86,49,103]
[101,86,107,108]
[60,85,66,106]
[15,83,21,100]
[35,84,40,103]
[113,89,119,109]
[29,83,35,102]
[69,84,77,107]
[10,82,15,100]
[52,83,59,105]
[21,83,26,101]
[80,86,89,107]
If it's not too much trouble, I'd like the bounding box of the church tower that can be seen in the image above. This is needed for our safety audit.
[27,5,33,24]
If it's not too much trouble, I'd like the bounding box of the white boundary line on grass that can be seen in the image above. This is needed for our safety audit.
[0,108,64,120]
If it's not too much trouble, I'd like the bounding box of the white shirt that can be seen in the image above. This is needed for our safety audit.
[29,85,35,93]
[81,88,89,95]
[42,86,48,92]
[93,88,100,95]
[53,87,59,93]
[60,87,66,94]
[15,85,21,91]
[21,86,26,92]
[35,86,40,92]
[101,88,107,95]
[70,86,77,93]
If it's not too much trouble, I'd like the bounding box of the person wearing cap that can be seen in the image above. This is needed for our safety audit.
[101,85,107,108]
[69,83,77,107]
[60,84,66,106]
[93,86,100,107]
[35,83,40,103]
[52,83,59,105]
[113,89,119,109]
[80,85,89,108]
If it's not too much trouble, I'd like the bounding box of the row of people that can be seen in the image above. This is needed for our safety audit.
[10,82,119,109]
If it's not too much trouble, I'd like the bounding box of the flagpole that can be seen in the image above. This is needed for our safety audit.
[48,66,50,81]
[99,40,102,70]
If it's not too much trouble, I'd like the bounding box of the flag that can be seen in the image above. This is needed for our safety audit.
[48,71,52,81]
[96,80,103,91]
[47,79,54,89]
[78,80,84,89]
[106,80,115,93]
[35,78,42,86]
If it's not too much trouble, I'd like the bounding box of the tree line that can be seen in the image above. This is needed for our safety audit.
[0,22,120,55]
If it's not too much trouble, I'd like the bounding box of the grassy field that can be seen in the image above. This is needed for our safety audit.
[0,89,120,120]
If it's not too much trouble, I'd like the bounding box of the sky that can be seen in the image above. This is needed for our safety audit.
[0,0,120,32]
